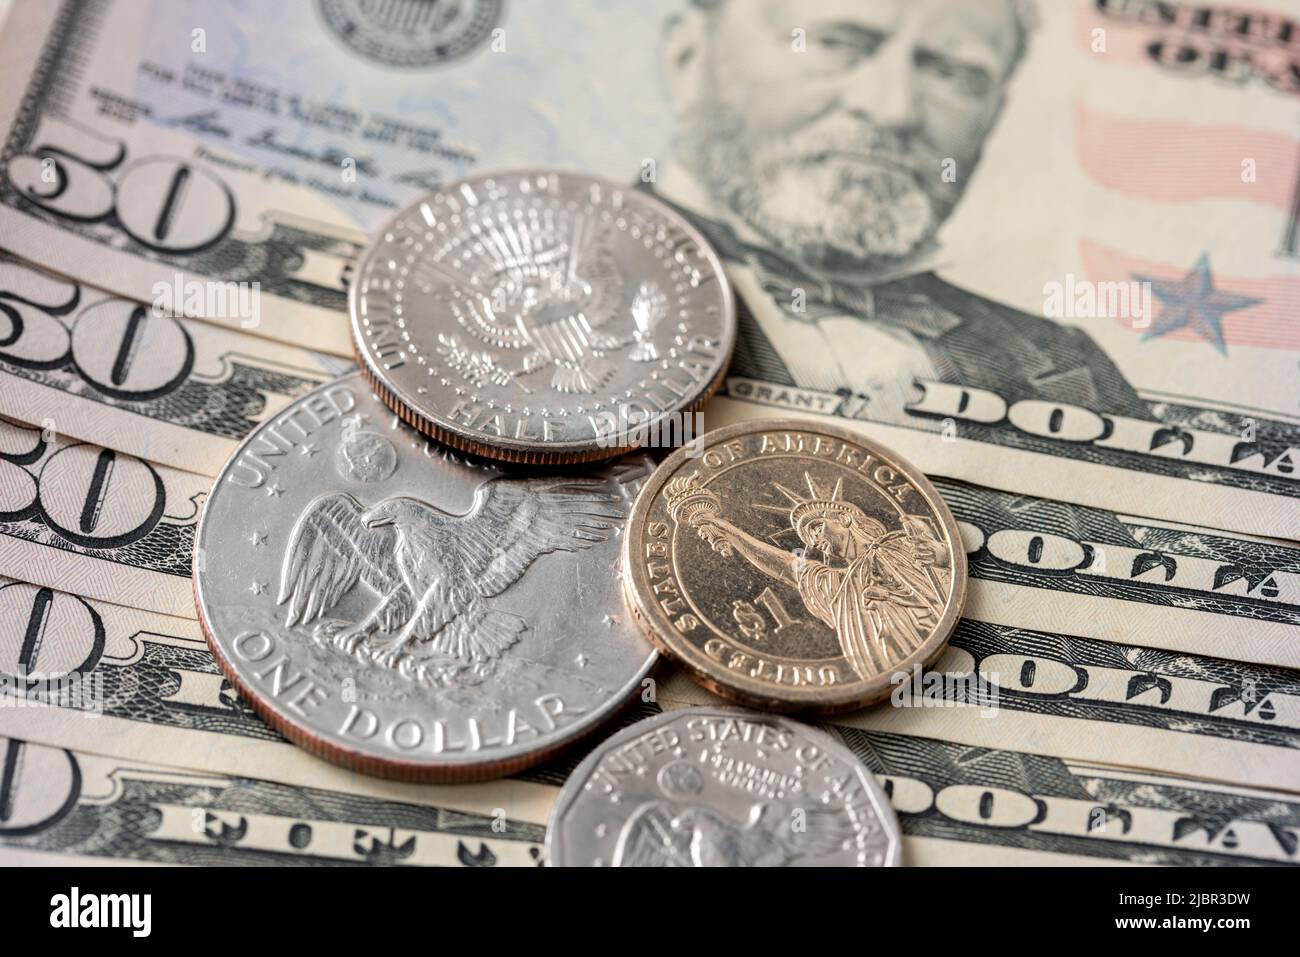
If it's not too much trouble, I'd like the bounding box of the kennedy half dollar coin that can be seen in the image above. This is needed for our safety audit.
[349,169,735,464]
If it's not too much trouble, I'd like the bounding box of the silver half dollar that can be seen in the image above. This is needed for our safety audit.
[546,707,902,866]
[194,372,658,781]
[350,169,735,463]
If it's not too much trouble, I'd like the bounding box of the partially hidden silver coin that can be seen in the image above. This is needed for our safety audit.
[349,169,735,464]
[546,707,902,866]
[194,372,657,781]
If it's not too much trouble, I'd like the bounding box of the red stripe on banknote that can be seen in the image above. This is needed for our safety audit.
[1074,103,1299,210]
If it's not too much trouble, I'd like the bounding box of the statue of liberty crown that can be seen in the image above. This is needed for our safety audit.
[754,473,871,540]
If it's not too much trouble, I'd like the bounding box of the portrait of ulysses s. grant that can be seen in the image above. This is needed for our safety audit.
[649,0,1144,421]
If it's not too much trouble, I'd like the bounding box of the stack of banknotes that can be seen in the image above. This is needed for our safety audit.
[0,0,1297,866]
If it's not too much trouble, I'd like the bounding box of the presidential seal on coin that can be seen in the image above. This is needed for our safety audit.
[622,419,966,713]
[193,372,657,781]
[545,707,902,866]
[349,169,735,464]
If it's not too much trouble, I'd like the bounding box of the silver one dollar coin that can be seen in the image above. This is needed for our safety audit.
[349,169,735,464]
[546,707,902,866]
[194,372,657,781]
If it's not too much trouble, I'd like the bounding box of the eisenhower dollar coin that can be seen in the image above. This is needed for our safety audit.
[349,169,735,464]
[194,372,658,781]
[546,707,902,867]
[622,418,967,713]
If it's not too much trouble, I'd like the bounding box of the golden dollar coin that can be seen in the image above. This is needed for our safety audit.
[623,419,967,713]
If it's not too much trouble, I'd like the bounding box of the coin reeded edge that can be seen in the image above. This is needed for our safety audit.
[620,417,969,715]
[543,704,904,866]
[354,338,731,466]
[347,168,737,465]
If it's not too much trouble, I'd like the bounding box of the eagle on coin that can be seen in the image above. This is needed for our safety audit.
[276,477,624,669]
[438,214,670,394]
[612,801,859,867]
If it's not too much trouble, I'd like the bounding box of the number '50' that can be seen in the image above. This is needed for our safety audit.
[0,263,196,401]
[8,115,235,253]
[0,431,165,549]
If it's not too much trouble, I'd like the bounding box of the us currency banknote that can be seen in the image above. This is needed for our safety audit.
[0,737,546,866]
[657,620,1300,793]
[0,419,205,616]
[0,254,347,475]
[0,0,1294,537]
[836,726,1300,867]
[941,476,1300,668]
[1,726,1295,866]
[0,0,367,355]
[1,0,1296,868]
[3,575,1297,793]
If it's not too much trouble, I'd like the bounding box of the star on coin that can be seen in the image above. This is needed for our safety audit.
[250,531,267,547]
[1135,253,1261,355]
[249,581,267,595]
[299,443,319,457]
[265,483,284,497]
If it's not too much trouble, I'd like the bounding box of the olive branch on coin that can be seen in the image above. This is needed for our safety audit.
[665,476,733,556]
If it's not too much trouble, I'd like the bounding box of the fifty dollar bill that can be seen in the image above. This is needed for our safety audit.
[0,253,345,475]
